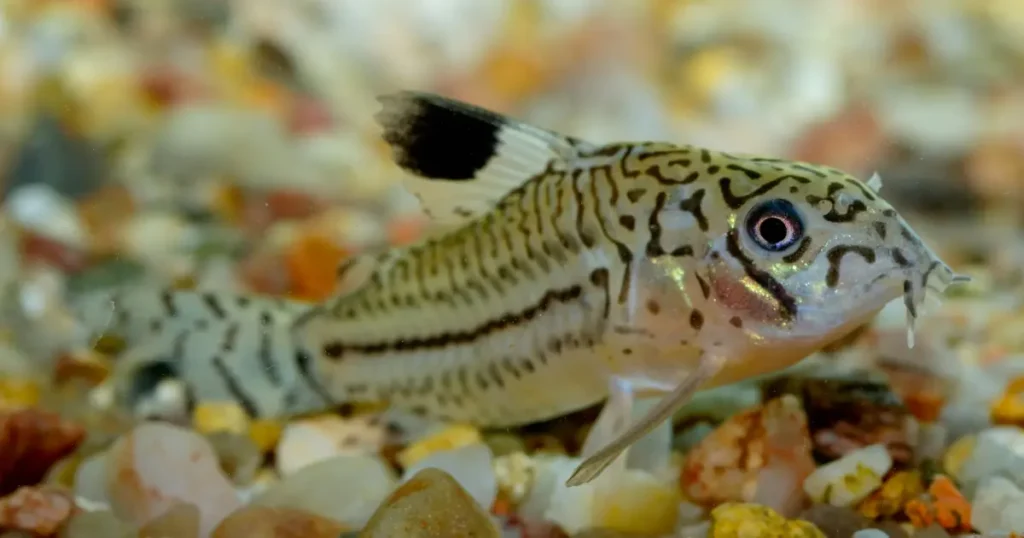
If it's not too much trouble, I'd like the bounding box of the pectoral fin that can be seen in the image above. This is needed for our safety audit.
[565,353,727,487]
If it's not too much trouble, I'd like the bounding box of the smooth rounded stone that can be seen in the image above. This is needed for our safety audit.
[797,504,908,538]
[401,442,497,511]
[360,468,500,538]
[971,476,1024,534]
[803,444,891,507]
[275,415,386,476]
[72,451,109,507]
[105,422,242,537]
[851,530,889,538]
[58,510,132,538]
[251,454,396,529]
[957,426,1024,496]
[211,505,348,538]
[524,454,679,536]
[138,503,200,538]
[204,432,262,486]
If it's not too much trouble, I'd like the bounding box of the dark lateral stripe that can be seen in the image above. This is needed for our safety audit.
[725,229,797,321]
[210,354,259,417]
[825,245,877,288]
[322,283,585,357]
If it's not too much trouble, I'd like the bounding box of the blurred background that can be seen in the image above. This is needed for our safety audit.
[0,1,1021,535]
[0,0,1021,310]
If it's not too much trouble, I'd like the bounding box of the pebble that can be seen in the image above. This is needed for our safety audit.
[803,444,892,507]
[275,414,386,475]
[204,432,262,486]
[71,451,108,507]
[251,454,396,529]
[856,470,924,520]
[762,375,913,465]
[360,468,500,538]
[942,434,976,480]
[0,486,77,536]
[248,419,284,454]
[105,422,242,537]
[0,378,41,411]
[138,502,200,538]
[957,426,1024,496]
[396,424,482,469]
[211,505,348,538]
[970,476,1024,534]
[681,395,815,513]
[851,530,889,538]
[401,442,497,512]
[532,455,680,536]
[798,504,909,538]
[709,503,825,538]
[192,402,250,436]
[493,452,537,506]
[58,510,132,538]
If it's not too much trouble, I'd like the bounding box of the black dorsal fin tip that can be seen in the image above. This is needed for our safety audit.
[375,91,502,181]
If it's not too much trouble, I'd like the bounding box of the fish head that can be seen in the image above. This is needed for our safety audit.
[695,160,968,352]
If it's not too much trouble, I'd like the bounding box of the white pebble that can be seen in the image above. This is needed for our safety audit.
[971,476,1024,534]
[401,442,497,511]
[958,426,1024,496]
[803,444,892,507]
[852,530,890,538]
[275,415,386,475]
[253,454,397,529]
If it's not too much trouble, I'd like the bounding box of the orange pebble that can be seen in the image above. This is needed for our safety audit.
[905,499,934,528]
[905,475,972,533]
[285,233,348,302]
[903,388,946,423]
[490,496,513,517]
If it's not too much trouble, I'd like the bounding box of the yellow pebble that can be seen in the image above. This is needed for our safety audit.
[0,377,40,410]
[857,470,925,519]
[249,419,284,454]
[193,401,250,436]
[710,503,826,538]
[991,376,1024,427]
[91,333,126,356]
[942,434,977,479]
[397,424,482,469]
[596,471,681,535]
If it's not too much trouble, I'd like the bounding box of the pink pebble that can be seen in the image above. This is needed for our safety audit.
[105,422,242,537]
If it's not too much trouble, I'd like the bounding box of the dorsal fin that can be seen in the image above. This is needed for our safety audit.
[375,91,595,226]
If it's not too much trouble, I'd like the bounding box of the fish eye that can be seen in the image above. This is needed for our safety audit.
[744,199,804,252]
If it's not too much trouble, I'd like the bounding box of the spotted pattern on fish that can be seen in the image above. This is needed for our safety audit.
[55,92,964,454]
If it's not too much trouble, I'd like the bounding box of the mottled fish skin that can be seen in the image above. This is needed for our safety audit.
[67,285,330,418]
[291,91,964,431]
[55,91,963,463]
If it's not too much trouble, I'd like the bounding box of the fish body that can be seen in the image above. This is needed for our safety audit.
[54,91,965,485]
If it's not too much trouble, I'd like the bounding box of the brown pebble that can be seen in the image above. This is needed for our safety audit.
[212,506,347,538]
[361,468,499,538]
[139,503,200,538]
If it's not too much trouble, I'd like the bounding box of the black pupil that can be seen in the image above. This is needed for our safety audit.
[758,217,789,245]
